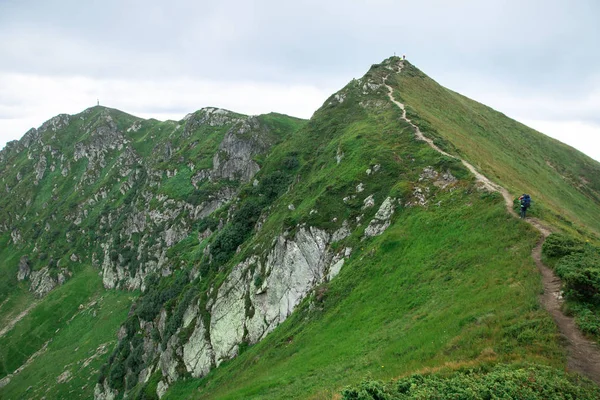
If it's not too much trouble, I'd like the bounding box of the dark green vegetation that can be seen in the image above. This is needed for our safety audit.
[543,233,600,338]
[342,364,600,399]
[1,57,600,399]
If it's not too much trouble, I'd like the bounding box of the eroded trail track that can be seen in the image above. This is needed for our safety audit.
[385,61,600,384]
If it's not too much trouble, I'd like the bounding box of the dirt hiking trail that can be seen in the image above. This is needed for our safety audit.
[384,60,600,384]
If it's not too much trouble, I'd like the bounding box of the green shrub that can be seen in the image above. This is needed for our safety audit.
[555,246,600,303]
[282,154,300,171]
[342,380,391,400]
[542,233,584,259]
[108,362,126,391]
[571,303,600,336]
[341,364,600,399]
[253,273,264,288]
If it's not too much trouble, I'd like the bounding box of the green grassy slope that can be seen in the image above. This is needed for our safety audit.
[158,61,580,399]
[168,194,560,399]
[0,267,134,400]
[390,61,600,237]
[0,106,306,399]
[2,57,600,400]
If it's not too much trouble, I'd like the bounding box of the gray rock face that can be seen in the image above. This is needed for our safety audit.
[331,220,351,242]
[183,314,214,377]
[210,227,334,360]
[210,261,249,365]
[10,229,21,245]
[183,108,243,137]
[192,117,270,185]
[406,186,429,207]
[259,227,331,323]
[34,154,47,185]
[156,380,169,399]
[94,381,116,400]
[39,114,70,133]
[159,335,181,384]
[27,265,71,298]
[102,224,354,399]
[364,197,396,237]
[419,166,457,189]
[21,128,41,149]
[17,256,30,281]
[73,113,128,186]
[29,267,57,298]
[327,247,352,281]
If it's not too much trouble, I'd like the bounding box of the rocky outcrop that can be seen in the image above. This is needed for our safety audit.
[419,166,457,189]
[21,128,41,149]
[183,108,243,137]
[94,381,117,400]
[34,154,47,184]
[39,114,70,133]
[96,224,357,400]
[192,117,270,185]
[17,256,30,281]
[364,197,396,238]
[29,267,71,298]
[183,315,214,378]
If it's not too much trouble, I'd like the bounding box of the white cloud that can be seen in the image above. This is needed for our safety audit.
[518,119,600,162]
[434,72,600,161]
[2,71,599,164]
[0,73,335,150]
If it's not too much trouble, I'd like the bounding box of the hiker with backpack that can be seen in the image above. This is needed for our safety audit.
[518,194,531,218]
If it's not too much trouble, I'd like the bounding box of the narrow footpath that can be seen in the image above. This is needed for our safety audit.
[384,61,600,384]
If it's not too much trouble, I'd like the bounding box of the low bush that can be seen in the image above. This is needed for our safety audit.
[341,364,600,399]
[542,233,600,338]
[555,247,600,302]
[542,233,584,259]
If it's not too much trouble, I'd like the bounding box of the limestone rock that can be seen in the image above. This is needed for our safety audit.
[332,220,350,242]
[192,117,270,185]
[362,194,375,209]
[210,259,252,365]
[183,317,214,377]
[11,229,21,245]
[94,381,117,400]
[406,186,429,207]
[159,335,180,384]
[328,259,344,280]
[246,227,331,343]
[17,255,31,281]
[29,267,57,298]
[56,370,72,384]
[419,166,457,189]
[364,197,396,238]
[156,380,169,399]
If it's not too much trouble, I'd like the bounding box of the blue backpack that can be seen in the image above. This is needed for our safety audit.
[521,194,531,208]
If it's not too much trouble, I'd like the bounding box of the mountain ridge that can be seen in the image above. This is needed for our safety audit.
[1,57,599,399]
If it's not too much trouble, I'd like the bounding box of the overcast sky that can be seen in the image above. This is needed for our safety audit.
[1,0,599,161]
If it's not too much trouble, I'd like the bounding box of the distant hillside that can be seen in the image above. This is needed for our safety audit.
[1,57,599,400]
